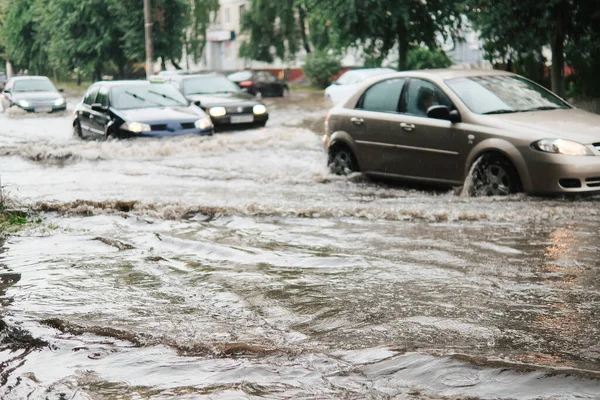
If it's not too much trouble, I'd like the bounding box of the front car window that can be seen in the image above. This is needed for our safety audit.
[110,83,189,110]
[83,86,99,105]
[445,75,569,115]
[405,79,454,117]
[13,78,57,93]
[358,78,405,113]
[182,76,241,95]
[96,87,109,107]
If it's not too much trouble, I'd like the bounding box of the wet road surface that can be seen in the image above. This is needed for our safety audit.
[0,93,599,399]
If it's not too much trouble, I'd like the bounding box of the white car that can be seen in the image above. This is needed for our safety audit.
[324,68,396,105]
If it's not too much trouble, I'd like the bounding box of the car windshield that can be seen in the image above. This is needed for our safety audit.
[110,83,188,110]
[183,76,241,95]
[228,71,253,81]
[13,78,57,93]
[445,75,569,114]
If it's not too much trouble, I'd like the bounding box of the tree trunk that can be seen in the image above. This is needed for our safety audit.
[298,6,311,54]
[551,11,565,96]
[171,59,182,70]
[397,21,408,71]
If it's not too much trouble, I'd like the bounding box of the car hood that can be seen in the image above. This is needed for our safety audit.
[13,91,62,101]
[482,108,600,144]
[116,105,206,123]
[185,92,259,108]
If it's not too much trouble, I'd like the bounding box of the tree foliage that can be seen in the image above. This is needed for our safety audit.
[187,0,220,63]
[467,0,600,95]
[240,0,317,63]
[406,47,453,70]
[306,0,462,71]
[302,50,341,88]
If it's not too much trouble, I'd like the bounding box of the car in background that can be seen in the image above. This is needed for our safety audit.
[0,72,7,91]
[324,69,600,195]
[324,68,396,105]
[1,76,66,113]
[73,80,213,140]
[163,73,269,130]
[227,70,289,98]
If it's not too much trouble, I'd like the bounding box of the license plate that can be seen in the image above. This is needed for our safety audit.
[230,115,254,124]
[35,106,52,113]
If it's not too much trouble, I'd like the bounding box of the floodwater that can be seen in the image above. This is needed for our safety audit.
[0,92,599,399]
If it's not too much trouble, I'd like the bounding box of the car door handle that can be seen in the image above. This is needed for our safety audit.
[351,117,364,125]
[400,122,415,132]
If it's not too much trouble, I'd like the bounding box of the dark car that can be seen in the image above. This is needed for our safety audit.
[1,76,66,113]
[164,73,269,129]
[227,70,289,98]
[0,72,7,91]
[73,80,213,140]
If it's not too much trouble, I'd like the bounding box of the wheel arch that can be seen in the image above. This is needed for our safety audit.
[465,139,531,192]
[328,131,361,170]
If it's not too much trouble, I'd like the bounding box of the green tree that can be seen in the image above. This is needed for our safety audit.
[40,0,126,80]
[406,47,453,70]
[240,0,316,63]
[186,0,220,64]
[306,0,462,71]
[467,0,600,96]
[2,0,48,74]
[118,0,191,70]
[302,50,341,88]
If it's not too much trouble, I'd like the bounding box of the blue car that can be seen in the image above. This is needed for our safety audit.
[73,80,213,140]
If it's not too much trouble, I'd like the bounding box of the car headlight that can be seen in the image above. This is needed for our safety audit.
[195,116,213,130]
[121,122,151,133]
[54,97,66,106]
[209,107,226,117]
[253,104,267,115]
[19,100,30,108]
[532,139,594,156]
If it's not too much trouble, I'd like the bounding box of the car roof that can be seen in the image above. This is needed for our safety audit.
[389,68,516,80]
[10,75,52,81]
[92,80,153,88]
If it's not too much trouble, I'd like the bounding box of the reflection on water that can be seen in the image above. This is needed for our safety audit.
[0,215,599,398]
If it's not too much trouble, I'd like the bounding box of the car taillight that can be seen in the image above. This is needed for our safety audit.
[239,80,253,87]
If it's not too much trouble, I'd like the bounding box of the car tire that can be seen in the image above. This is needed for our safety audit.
[469,154,521,196]
[73,120,83,139]
[329,145,358,176]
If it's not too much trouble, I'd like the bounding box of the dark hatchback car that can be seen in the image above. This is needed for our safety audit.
[1,76,66,113]
[163,73,269,130]
[227,70,289,98]
[73,80,213,140]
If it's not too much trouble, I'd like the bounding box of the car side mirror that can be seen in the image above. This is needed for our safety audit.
[91,103,107,112]
[3,89,10,94]
[427,105,461,123]
[58,89,64,93]
[194,100,202,107]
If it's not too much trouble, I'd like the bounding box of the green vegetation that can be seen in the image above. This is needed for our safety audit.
[302,51,341,89]
[0,0,221,81]
[406,47,454,71]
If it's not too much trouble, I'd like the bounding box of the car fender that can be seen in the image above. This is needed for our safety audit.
[466,138,532,192]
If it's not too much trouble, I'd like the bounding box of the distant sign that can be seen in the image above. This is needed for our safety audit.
[207,30,235,42]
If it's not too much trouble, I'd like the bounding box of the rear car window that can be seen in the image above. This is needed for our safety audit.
[359,78,405,113]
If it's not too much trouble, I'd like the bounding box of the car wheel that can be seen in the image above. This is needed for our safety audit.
[329,146,358,176]
[73,120,83,139]
[469,154,521,196]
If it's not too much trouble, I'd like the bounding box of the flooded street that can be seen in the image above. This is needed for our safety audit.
[0,93,599,399]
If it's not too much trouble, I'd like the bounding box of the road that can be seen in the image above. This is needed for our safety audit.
[0,92,599,399]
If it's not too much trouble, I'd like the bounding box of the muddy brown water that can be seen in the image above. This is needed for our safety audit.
[0,92,599,399]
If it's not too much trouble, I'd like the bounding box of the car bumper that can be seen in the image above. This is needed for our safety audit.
[126,127,214,138]
[525,152,600,194]
[211,113,268,127]
[18,104,67,113]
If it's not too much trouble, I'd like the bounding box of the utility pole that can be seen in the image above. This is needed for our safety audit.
[144,0,154,79]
